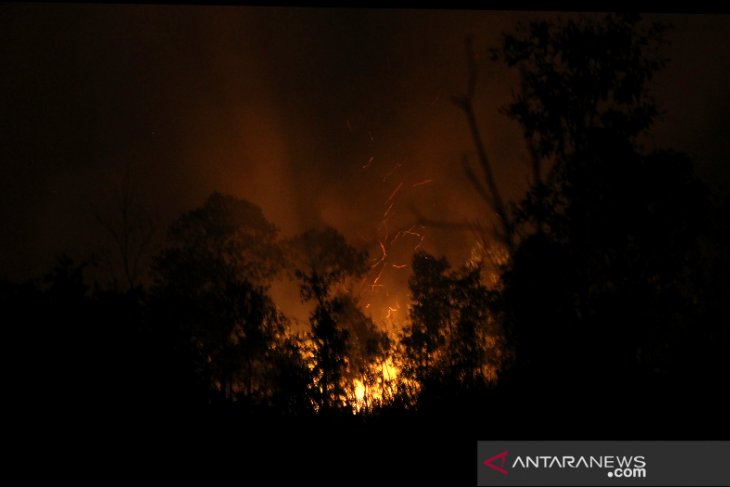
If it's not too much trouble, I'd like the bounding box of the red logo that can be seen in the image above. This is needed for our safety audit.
[484,450,509,475]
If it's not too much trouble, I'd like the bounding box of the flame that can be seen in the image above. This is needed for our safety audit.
[385,306,398,319]
[382,357,399,382]
[354,379,365,402]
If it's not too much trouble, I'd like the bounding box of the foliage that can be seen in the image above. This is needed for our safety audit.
[491,14,715,391]
[286,226,369,411]
[151,193,294,408]
[401,251,501,406]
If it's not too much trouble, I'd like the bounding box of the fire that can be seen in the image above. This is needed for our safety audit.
[385,305,398,319]
[382,357,399,382]
[354,379,365,402]
[349,352,406,413]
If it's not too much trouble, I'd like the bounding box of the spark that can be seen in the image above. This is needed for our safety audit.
[382,162,403,182]
[384,181,404,206]
[377,219,391,241]
[386,306,398,319]
[368,130,374,142]
[383,202,395,221]
[390,224,425,251]
[412,179,433,188]
[379,240,387,257]
[369,268,385,291]
[403,225,426,252]
[391,263,407,269]
[392,224,416,243]
[386,302,401,320]
[413,233,425,251]
[401,224,423,240]
[369,240,387,268]
[362,155,374,170]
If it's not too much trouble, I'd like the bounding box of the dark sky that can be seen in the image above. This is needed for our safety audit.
[1,6,729,322]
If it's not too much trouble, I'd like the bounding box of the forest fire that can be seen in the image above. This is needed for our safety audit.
[3,12,729,484]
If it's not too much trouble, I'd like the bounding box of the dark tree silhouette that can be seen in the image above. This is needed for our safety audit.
[94,162,157,291]
[286,226,368,412]
[401,251,500,408]
[443,263,499,391]
[401,251,451,392]
[335,294,391,410]
[156,192,282,288]
[488,14,715,400]
[151,193,290,407]
[493,13,667,237]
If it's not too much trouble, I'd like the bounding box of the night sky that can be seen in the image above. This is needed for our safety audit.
[2,6,729,322]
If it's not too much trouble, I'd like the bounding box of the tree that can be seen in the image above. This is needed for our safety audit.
[401,251,451,391]
[335,294,390,411]
[152,193,286,406]
[444,263,498,390]
[490,14,711,393]
[157,192,282,289]
[94,162,157,291]
[493,13,667,238]
[451,37,515,250]
[286,226,368,412]
[401,251,500,407]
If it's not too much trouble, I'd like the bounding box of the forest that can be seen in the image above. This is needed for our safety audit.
[4,11,729,483]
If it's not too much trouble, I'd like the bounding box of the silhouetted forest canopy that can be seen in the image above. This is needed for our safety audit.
[4,12,730,479]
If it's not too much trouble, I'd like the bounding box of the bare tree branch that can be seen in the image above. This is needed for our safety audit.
[451,36,515,252]
[94,161,157,290]
[462,155,494,209]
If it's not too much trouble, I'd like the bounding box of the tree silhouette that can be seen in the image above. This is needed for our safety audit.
[401,251,450,394]
[151,193,287,407]
[493,13,667,239]
[401,251,500,408]
[443,263,499,390]
[335,294,390,410]
[489,14,713,395]
[156,192,282,288]
[94,162,157,291]
[286,226,368,412]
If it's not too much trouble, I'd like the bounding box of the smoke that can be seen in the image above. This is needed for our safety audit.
[2,6,729,328]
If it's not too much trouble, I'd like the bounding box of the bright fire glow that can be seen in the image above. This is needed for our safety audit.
[354,379,365,402]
